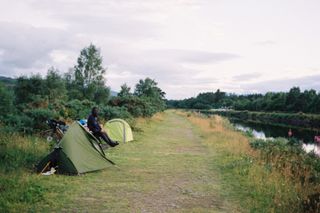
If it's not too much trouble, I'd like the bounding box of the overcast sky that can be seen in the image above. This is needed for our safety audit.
[0,0,319,99]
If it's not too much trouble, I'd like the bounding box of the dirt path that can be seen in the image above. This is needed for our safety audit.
[63,111,238,212]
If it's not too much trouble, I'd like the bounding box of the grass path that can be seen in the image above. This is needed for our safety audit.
[2,110,312,212]
[62,110,238,212]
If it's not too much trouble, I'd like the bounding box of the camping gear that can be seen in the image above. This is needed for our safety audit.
[79,119,87,126]
[46,119,69,143]
[37,122,114,175]
[47,119,68,133]
[104,119,133,143]
[41,167,56,176]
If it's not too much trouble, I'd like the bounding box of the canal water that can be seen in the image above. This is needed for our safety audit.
[229,119,320,156]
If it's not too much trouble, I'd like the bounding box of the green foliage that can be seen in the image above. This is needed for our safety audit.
[0,134,51,212]
[2,114,34,133]
[0,134,49,173]
[0,44,166,134]
[15,74,45,105]
[94,86,110,105]
[1,109,56,134]
[25,108,57,132]
[250,138,320,183]
[134,77,165,99]
[0,82,14,117]
[202,109,320,130]
[132,78,166,115]
[109,95,165,117]
[64,99,95,119]
[249,137,320,212]
[168,87,320,113]
[45,67,67,102]
[71,43,108,101]
[99,105,132,120]
[118,83,131,98]
[0,176,47,212]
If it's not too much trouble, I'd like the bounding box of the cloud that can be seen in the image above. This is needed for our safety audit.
[0,0,240,98]
[147,49,240,64]
[1,0,319,99]
[240,74,320,93]
[0,21,73,76]
[232,72,262,81]
[254,40,277,46]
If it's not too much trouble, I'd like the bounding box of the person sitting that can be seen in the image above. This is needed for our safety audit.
[87,107,119,147]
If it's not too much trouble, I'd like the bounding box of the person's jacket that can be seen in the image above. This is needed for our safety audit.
[87,114,102,133]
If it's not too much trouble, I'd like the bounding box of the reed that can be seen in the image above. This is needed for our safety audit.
[183,110,318,212]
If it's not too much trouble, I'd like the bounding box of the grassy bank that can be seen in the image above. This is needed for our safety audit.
[0,112,237,212]
[2,110,319,212]
[0,133,78,211]
[184,111,319,212]
[199,109,320,131]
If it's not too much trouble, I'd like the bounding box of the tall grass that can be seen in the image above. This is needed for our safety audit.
[0,114,163,212]
[0,134,49,173]
[250,138,320,212]
[0,133,49,211]
[0,133,81,212]
[181,111,319,212]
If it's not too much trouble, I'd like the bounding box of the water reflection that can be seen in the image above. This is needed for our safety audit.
[231,120,320,156]
[231,119,318,142]
[234,124,271,140]
[302,144,320,156]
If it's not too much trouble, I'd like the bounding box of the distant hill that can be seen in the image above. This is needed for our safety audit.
[0,76,16,88]
[110,90,118,97]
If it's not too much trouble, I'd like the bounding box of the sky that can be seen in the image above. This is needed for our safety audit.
[0,0,319,99]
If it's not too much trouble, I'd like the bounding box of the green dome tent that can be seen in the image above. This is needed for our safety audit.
[37,122,114,175]
[104,119,133,143]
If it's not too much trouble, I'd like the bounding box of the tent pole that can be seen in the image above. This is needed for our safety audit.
[39,161,51,174]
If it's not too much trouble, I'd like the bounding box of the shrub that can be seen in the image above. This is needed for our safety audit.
[64,99,95,119]
[25,108,56,132]
[2,114,34,133]
[99,105,132,121]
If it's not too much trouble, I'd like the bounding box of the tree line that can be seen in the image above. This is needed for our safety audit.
[167,87,320,113]
[0,44,166,133]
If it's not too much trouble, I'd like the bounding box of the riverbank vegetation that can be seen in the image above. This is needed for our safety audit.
[250,138,320,212]
[199,109,320,132]
[0,44,166,134]
[184,111,320,212]
[167,87,320,113]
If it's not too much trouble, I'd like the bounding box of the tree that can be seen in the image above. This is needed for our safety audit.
[134,78,166,113]
[73,44,107,101]
[118,83,131,98]
[0,82,14,117]
[45,67,67,102]
[14,74,45,105]
[94,86,110,105]
[214,89,226,104]
[286,87,302,112]
[302,89,317,112]
[134,78,165,99]
[196,92,215,106]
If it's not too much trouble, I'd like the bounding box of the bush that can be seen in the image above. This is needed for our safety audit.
[2,114,34,133]
[99,105,132,121]
[25,108,56,132]
[64,99,95,119]
[109,96,164,117]
[249,137,320,211]
[0,83,14,118]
